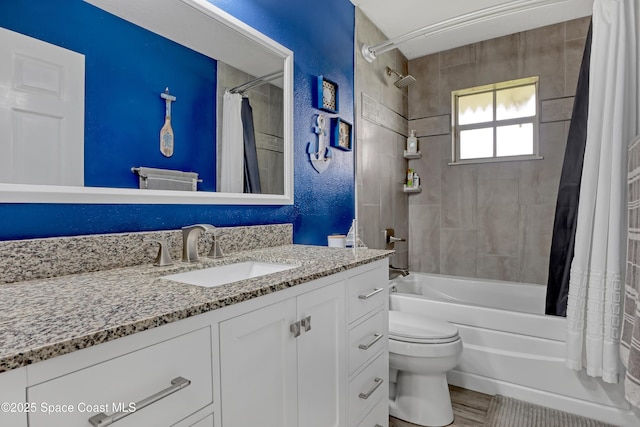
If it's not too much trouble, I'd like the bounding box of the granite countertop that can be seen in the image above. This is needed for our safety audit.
[0,244,392,373]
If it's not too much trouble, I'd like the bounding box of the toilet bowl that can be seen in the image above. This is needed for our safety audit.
[388,310,463,427]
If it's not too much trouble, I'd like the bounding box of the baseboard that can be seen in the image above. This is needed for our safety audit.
[447,370,640,427]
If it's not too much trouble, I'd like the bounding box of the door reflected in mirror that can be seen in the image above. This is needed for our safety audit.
[0,0,292,205]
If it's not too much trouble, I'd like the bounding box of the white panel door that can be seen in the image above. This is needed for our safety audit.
[297,282,346,427]
[219,298,298,427]
[0,27,84,186]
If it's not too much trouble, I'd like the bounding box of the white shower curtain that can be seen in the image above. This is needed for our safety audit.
[565,0,638,384]
[220,90,244,193]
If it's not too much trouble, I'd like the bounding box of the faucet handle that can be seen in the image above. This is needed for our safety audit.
[207,232,226,259]
[144,239,174,267]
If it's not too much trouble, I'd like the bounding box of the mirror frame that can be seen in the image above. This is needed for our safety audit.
[0,0,294,205]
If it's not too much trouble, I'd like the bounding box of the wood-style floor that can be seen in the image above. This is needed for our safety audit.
[389,385,493,427]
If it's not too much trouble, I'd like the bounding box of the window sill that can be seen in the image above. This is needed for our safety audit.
[448,155,543,166]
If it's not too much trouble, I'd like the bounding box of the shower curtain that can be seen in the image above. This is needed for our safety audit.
[220,91,244,193]
[565,0,638,384]
[241,97,261,193]
[623,136,640,406]
[546,22,592,317]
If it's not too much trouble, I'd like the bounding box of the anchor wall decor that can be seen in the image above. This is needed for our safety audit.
[308,114,332,173]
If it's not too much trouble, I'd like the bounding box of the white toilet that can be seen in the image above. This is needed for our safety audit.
[388,310,463,427]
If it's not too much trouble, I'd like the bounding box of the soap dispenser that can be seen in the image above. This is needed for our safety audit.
[406,130,418,154]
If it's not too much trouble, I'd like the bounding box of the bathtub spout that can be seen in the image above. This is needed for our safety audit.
[389,266,409,280]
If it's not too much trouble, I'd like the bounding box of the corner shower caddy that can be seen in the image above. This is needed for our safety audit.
[403,150,422,193]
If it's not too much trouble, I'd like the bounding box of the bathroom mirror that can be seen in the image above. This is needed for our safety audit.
[0,0,293,205]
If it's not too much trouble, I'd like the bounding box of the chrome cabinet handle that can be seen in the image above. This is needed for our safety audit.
[300,315,311,332]
[290,320,301,337]
[88,376,191,426]
[358,333,383,350]
[358,288,383,299]
[359,377,384,400]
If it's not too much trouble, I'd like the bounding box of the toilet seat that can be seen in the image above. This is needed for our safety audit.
[389,311,459,344]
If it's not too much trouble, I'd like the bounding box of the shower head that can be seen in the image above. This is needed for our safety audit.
[386,67,416,89]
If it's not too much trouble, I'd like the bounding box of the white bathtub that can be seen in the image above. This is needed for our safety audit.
[389,273,638,427]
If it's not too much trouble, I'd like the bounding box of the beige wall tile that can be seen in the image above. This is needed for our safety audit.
[566,16,591,41]
[439,63,477,115]
[408,54,440,119]
[356,10,409,263]
[440,45,476,69]
[519,122,566,205]
[477,255,520,281]
[441,229,477,277]
[476,161,520,181]
[477,178,520,256]
[521,22,565,100]
[360,204,382,250]
[410,115,450,137]
[519,204,556,284]
[565,37,587,97]
[358,120,382,205]
[441,161,477,229]
[476,34,519,86]
[408,136,441,206]
[541,97,574,123]
[408,205,440,273]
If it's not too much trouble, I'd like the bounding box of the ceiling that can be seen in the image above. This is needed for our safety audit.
[350,0,593,60]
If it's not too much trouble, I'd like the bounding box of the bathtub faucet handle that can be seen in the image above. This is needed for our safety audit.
[383,228,405,249]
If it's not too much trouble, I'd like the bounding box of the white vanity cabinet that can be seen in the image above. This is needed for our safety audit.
[0,258,389,427]
[27,326,215,427]
[218,260,388,427]
[219,280,346,427]
[346,266,389,426]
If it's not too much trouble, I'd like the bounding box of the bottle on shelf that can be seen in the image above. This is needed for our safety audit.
[406,168,414,187]
[413,172,420,188]
[406,130,418,154]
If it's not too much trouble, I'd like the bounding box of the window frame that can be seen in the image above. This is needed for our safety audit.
[450,76,542,165]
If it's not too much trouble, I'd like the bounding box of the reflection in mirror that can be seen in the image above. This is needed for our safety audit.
[0,0,293,205]
[217,63,284,195]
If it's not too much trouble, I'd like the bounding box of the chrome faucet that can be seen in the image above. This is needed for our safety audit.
[389,266,410,280]
[181,224,215,262]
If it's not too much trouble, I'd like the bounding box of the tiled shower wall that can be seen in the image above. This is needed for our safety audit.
[355,9,409,268]
[407,17,591,284]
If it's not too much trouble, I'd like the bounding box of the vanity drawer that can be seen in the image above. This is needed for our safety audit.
[348,309,386,375]
[355,397,388,427]
[348,353,387,426]
[347,267,386,324]
[28,327,213,427]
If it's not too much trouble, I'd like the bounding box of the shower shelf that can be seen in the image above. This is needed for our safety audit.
[403,151,421,159]
[403,185,421,193]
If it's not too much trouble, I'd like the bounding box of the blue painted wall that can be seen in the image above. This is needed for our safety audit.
[0,0,355,245]
[1,0,217,191]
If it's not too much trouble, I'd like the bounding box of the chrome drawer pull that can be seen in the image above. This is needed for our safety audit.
[358,288,383,299]
[358,333,383,350]
[359,377,384,400]
[88,376,191,426]
[301,315,311,332]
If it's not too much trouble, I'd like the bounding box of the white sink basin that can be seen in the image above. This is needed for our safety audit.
[161,261,297,288]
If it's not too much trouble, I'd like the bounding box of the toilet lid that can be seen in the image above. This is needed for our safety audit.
[389,311,459,344]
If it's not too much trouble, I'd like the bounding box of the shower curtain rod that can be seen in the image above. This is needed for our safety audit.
[361,0,568,62]
[229,70,283,94]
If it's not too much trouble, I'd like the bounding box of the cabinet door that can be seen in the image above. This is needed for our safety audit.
[220,298,298,427]
[297,282,346,427]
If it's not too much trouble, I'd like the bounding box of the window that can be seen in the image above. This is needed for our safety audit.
[451,76,541,164]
